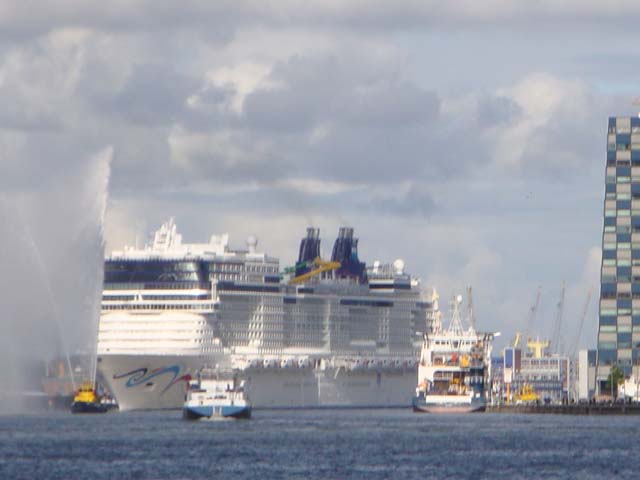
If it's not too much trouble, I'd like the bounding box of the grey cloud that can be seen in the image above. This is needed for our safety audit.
[476,95,522,126]
[196,86,235,107]
[106,63,200,126]
[147,179,436,220]
[302,125,432,182]
[0,101,61,132]
[243,55,343,131]
[0,131,103,191]
[0,28,583,207]
[518,92,615,178]
[174,81,248,134]
[3,2,640,42]
[298,112,492,186]
[0,13,601,201]
[0,48,77,132]
[157,51,449,190]
[337,82,439,127]
[361,184,436,218]
[187,144,292,184]
[243,54,439,131]
[0,2,238,43]
[107,126,175,192]
[243,86,319,132]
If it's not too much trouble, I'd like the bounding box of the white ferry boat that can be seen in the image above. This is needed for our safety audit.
[183,370,251,420]
[97,220,438,410]
[412,294,494,413]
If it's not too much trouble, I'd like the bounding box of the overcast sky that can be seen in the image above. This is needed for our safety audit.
[2,1,639,367]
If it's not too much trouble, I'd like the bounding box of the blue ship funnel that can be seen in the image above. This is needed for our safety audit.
[295,227,321,277]
[330,227,367,283]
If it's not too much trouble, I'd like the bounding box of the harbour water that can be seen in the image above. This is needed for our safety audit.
[1,409,639,479]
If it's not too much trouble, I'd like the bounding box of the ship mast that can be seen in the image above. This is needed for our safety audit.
[466,286,476,332]
[448,295,465,336]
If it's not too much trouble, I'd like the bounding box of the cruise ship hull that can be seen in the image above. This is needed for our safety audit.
[99,354,418,410]
[98,354,205,411]
[248,367,417,409]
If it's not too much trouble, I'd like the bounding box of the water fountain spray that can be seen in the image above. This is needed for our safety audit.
[88,148,112,387]
[21,223,78,393]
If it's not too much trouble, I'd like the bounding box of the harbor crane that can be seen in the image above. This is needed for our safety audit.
[512,332,522,348]
[551,282,566,354]
[523,286,542,347]
[527,337,550,359]
[570,288,593,358]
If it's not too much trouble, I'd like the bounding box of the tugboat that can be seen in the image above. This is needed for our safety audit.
[183,370,251,420]
[413,293,495,413]
[70,381,109,414]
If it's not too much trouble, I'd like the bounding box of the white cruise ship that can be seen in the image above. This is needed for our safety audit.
[97,220,438,410]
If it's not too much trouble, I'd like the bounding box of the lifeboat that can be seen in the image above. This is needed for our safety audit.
[263,358,275,369]
[281,358,294,368]
[245,358,261,369]
[319,358,334,370]
[351,359,365,370]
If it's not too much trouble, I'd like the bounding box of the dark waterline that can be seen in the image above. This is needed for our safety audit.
[1,409,639,479]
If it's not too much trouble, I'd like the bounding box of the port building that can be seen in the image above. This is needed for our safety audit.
[495,345,569,404]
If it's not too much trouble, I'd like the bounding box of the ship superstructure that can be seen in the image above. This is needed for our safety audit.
[97,220,438,410]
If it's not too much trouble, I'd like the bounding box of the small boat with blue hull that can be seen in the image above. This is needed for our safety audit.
[183,403,251,420]
[183,370,251,420]
[412,293,495,414]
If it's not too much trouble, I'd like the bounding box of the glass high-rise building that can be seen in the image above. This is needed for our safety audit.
[597,116,640,391]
